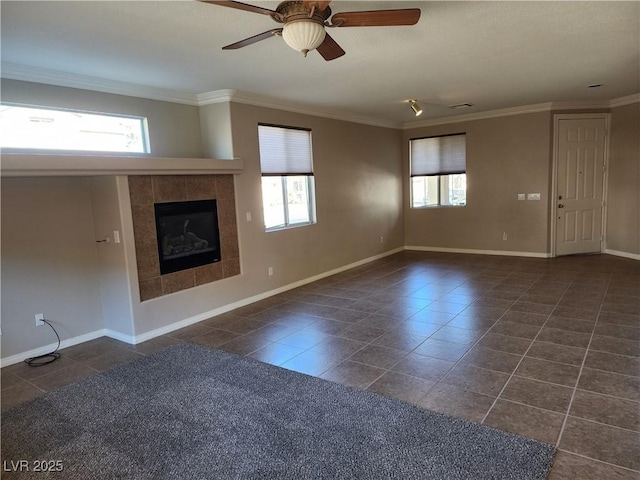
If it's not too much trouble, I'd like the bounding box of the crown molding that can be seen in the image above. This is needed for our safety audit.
[3,63,637,128]
[402,102,554,129]
[196,89,236,105]
[401,94,640,129]
[0,63,400,128]
[1,62,199,106]
[216,90,402,129]
[610,93,640,107]
[550,100,611,110]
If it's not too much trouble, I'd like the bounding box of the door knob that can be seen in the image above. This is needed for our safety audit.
[558,204,564,208]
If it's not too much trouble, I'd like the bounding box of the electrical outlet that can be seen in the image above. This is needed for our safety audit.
[35,313,45,327]
[113,230,121,244]
[380,236,384,244]
[517,193,526,201]
[503,232,508,241]
[268,267,273,276]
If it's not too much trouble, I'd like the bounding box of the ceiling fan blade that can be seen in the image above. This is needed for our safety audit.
[330,9,421,27]
[200,0,276,16]
[316,33,345,61]
[222,29,283,50]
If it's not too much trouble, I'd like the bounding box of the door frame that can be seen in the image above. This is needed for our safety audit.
[550,113,610,257]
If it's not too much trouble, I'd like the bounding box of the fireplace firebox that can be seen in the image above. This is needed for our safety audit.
[154,199,221,275]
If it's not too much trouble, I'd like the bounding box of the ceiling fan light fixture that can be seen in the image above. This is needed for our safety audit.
[409,99,423,116]
[282,20,326,57]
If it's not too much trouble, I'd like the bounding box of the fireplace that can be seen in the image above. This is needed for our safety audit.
[154,199,221,275]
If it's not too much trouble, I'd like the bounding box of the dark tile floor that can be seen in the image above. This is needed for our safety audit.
[3,251,639,479]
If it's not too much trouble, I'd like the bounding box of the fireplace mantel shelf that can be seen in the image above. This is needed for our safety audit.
[0,153,243,177]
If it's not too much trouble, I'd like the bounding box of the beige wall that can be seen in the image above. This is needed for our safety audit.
[229,103,404,280]
[403,112,552,254]
[1,177,105,358]
[0,83,404,359]
[89,176,135,339]
[1,79,203,158]
[126,103,404,336]
[607,103,640,255]
[199,102,234,159]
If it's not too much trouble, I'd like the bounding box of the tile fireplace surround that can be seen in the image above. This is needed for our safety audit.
[128,175,240,301]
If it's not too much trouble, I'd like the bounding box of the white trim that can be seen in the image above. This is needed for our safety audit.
[403,103,554,129]
[0,153,243,177]
[133,246,405,343]
[0,247,405,362]
[3,62,637,128]
[405,245,551,258]
[550,113,610,257]
[104,329,137,345]
[604,249,640,261]
[550,101,611,110]
[610,93,640,108]
[8,245,638,364]
[1,62,199,106]
[224,90,400,129]
[196,89,236,105]
[402,96,639,129]
[0,329,106,367]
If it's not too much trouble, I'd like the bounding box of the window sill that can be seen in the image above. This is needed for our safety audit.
[265,221,315,233]
[411,204,466,209]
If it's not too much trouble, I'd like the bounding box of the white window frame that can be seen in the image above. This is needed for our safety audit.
[258,123,317,232]
[0,103,150,154]
[410,133,467,208]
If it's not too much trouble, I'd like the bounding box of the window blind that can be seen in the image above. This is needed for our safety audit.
[410,133,466,177]
[258,124,313,176]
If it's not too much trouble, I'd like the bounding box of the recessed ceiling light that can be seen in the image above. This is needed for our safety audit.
[587,84,603,88]
[448,103,474,109]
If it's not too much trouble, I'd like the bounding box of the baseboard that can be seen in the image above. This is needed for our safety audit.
[104,329,137,345]
[405,245,551,258]
[604,249,640,261]
[1,248,405,361]
[1,329,107,368]
[132,246,406,344]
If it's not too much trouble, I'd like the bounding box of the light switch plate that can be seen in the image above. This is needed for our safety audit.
[517,193,526,200]
[527,193,541,200]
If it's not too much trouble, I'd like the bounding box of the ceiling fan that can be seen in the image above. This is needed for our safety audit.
[201,1,421,60]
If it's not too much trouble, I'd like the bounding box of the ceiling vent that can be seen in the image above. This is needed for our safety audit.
[448,103,474,109]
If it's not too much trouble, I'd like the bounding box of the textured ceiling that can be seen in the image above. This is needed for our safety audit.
[1,1,639,126]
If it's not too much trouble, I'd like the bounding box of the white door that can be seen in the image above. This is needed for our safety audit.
[555,116,607,256]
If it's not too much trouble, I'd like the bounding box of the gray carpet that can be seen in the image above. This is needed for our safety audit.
[2,343,555,479]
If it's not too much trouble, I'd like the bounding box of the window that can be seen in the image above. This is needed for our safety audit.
[410,133,466,207]
[0,104,149,153]
[258,124,316,231]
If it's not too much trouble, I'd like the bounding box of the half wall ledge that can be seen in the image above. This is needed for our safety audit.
[0,153,243,177]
